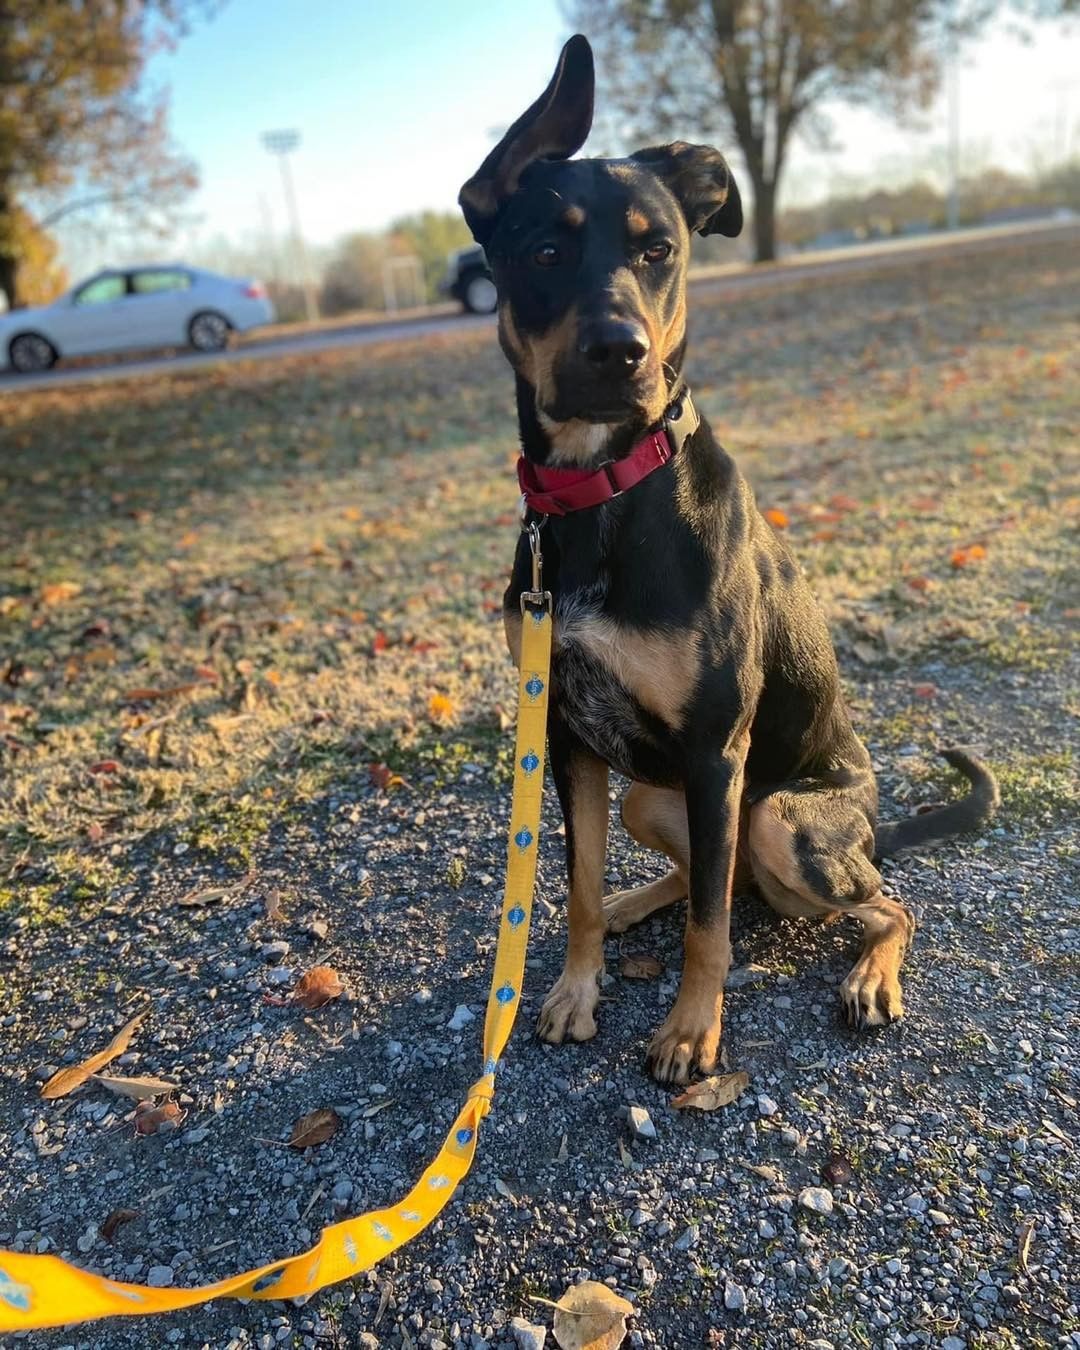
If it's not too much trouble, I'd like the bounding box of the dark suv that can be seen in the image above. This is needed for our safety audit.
[442,245,497,314]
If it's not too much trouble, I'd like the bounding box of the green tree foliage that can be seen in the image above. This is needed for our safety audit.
[0,0,202,308]
[388,211,473,300]
[569,0,1073,262]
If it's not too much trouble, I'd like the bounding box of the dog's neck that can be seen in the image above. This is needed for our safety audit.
[514,373,682,469]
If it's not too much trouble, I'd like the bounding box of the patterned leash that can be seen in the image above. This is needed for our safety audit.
[0,537,553,1332]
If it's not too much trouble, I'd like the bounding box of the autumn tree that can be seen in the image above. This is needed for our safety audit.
[569,1,1058,262]
[0,1,203,308]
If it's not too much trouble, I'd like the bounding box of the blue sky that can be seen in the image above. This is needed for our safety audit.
[55,0,1079,273]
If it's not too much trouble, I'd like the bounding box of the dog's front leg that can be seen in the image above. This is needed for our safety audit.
[537,714,609,1044]
[646,736,748,1085]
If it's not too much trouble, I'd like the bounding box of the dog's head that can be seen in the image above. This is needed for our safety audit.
[459,35,741,460]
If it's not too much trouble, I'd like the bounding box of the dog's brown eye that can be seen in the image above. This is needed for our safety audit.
[643,242,672,264]
[534,244,561,267]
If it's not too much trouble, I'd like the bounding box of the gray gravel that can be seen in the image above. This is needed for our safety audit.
[2,653,1078,1350]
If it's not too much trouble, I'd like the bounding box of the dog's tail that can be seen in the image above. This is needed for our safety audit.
[874,747,1000,858]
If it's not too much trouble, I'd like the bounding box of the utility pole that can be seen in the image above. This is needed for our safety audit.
[945,21,960,232]
[261,129,318,322]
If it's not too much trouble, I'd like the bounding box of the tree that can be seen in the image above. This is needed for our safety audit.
[569,1,1064,262]
[0,208,68,306]
[0,1,202,308]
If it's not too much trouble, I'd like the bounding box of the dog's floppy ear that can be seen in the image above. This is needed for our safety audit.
[459,34,594,246]
[631,142,743,238]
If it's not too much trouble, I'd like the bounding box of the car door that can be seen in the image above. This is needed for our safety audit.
[54,273,132,355]
[127,268,195,346]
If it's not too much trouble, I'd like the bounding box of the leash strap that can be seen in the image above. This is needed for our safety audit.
[0,605,554,1332]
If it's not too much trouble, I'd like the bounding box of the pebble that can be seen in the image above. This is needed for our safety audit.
[757,1094,780,1117]
[627,1106,656,1140]
[798,1187,834,1215]
[413,988,433,1004]
[146,1265,174,1288]
[673,1224,699,1250]
[261,940,290,962]
[266,967,292,986]
[447,1004,475,1031]
[724,1280,746,1311]
[509,1316,547,1349]
[183,1127,210,1145]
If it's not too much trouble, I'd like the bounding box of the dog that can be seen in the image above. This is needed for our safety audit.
[459,35,999,1085]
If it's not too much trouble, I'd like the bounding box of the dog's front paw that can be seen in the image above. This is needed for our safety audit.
[537,969,601,1044]
[645,996,722,1086]
[840,955,904,1030]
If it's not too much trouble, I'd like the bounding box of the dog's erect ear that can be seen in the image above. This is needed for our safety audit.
[631,142,743,239]
[459,34,594,246]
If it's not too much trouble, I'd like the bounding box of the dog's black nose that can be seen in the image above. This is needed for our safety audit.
[579,321,650,372]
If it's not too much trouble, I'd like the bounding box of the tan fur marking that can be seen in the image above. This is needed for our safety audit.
[498,302,526,366]
[562,204,586,228]
[539,416,613,466]
[662,291,687,359]
[747,799,805,896]
[626,207,650,236]
[647,919,727,1082]
[526,307,579,411]
[573,619,701,730]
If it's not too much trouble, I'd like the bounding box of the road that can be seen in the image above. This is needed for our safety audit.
[2,217,1075,396]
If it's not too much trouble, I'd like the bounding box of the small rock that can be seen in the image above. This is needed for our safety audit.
[183,1127,210,1145]
[929,1209,950,1226]
[673,1225,699,1250]
[386,1040,404,1059]
[726,964,770,988]
[757,1094,779,1117]
[1011,1184,1033,1200]
[331,1180,353,1203]
[627,1106,656,1140]
[266,967,292,986]
[941,1339,966,1350]
[757,1219,777,1239]
[798,1187,834,1215]
[413,988,433,1004]
[147,1265,174,1288]
[773,995,793,1010]
[261,940,290,963]
[904,1193,928,1214]
[447,1005,475,1031]
[724,1281,746,1311]
[629,1208,653,1227]
[306,918,329,942]
[509,1316,547,1350]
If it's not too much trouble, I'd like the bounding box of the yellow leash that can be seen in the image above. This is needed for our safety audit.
[0,569,553,1332]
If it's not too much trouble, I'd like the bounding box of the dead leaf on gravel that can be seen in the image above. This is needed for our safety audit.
[671,1071,749,1112]
[738,1160,784,1185]
[177,870,254,908]
[92,1073,177,1101]
[133,1099,184,1135]
[619,953,663,980]
[291,965,344,1009]
[531,1280,634,1350]
[821,1152,855,1185]
[494,1177,519,1206]
[101,1208,139,1242]
[41,1014,144,1099]
[617,1137,633,1169]
[264,889,284,923]
[1018,1217,1035,1274]
[289,1107,341,1149]
[122,683,201,703]
[368,761,406,792]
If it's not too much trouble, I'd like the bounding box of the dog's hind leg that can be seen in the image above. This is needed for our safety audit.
[603,783,688,933]
[748,782,915,1028]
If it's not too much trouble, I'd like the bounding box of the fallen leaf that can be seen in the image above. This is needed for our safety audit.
[557,1133,569,1162]
[913,683,937,700]
[133,1099,184,1135]
[291,965,344,1009]
[88,760,121,775]
[617,1137,633,1169]
[536,1280,635,1350]
[428,692,456,724]
[41,1014,144,1100]
[40,581,81,606]
[369,762,406,792]
[764,507,789,529]
[619,953,663,980]
[738,1160,784,1184]
[906,575,932,592]
[101,1208,139,1242]
[950,543,987,569]
[820,1152,855,1185]
[122,683,200,703]
[92,1073,178,1101]
[1017,1217,1035,1274]
[671,1071,750,1113]
[494,1177,519,1206]
[264,889,284,924]
[828,493,860,512]
[289,1107,341,1149]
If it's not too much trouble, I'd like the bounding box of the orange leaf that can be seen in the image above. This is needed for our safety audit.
[88,759,120,775]
[620,953,663,980]
[828,493,859,513]
[671,1071,750,1112]
[133,1099,184,1135]
[764,508,789,529]
[950,544,987,569]
[906,576,932,592]
[41,1015,144,1100]
[428,693,456,724]
[291,965,344,1009]
[368,762,405,791]
[372,631,389,654]
[40,581,81,606]
[913,683,937,699]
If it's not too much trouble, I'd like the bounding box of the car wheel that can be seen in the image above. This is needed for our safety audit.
[188,310,231,352]
[462,272,497,315]
[9,332,58,374]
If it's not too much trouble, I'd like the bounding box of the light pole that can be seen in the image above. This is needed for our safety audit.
[945,22,960,232]
[261,129,319,322]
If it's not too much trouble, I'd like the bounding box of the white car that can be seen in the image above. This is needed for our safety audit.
[0,265,276,374]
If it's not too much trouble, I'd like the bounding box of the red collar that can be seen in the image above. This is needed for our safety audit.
[517,393,698,517]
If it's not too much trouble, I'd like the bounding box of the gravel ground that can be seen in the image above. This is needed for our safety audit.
[1,236,1077,1349]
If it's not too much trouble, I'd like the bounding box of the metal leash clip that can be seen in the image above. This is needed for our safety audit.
[519,519,552,614]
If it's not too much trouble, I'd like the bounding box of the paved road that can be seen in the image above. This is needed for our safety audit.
[3,218,1075,396]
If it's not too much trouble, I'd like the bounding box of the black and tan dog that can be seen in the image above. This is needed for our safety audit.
[459,36,998,1085]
